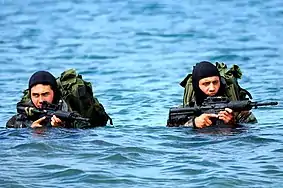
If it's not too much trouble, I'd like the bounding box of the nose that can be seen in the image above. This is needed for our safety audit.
[208,83,215,91]
[39,95,44,103]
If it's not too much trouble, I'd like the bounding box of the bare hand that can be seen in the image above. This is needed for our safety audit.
[194,113,218,128]
[51,115,63,127]
[31,116,46,128]
[218,108,234,124]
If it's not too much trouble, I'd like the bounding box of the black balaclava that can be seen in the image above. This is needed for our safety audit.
[192,61,225,105]
[28,71,60,105]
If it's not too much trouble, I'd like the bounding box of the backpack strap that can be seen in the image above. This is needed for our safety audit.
[180,74,195,106]
[21,89,30,103]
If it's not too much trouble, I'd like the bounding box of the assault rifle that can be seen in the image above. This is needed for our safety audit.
[17,101,90,123]
[167,96,278,126]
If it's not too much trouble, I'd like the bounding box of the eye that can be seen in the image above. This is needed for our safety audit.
[42,92,49,97]
[32,94,39,98]
[212,80,219,85]
[203,82,210,87]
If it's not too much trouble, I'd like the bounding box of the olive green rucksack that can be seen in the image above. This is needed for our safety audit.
[21,69,112,126]
[180,62,253,106]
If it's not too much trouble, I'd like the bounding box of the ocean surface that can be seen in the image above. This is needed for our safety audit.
[1,0,283,187]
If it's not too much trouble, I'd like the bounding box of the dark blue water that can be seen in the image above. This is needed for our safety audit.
[1,0,283,187]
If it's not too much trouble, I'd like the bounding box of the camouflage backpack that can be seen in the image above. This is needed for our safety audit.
[180,62,253,106]
[21,69,112,126]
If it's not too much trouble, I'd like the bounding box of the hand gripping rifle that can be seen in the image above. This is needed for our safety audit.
[167,96,278,126]
[17,101,90,123]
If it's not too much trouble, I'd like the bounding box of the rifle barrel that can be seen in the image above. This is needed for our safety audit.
[254,102,278,107]
[169,107,199,113]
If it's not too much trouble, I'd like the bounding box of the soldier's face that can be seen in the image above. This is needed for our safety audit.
[30,84,54,108]
[198,76,220,96]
